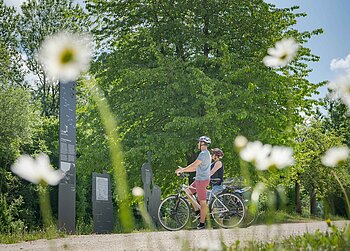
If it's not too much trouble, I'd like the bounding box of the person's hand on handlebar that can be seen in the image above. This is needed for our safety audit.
[175,166,184,176]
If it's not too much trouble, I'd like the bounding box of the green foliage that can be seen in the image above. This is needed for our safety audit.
[0,87,35,166]
[323,98,350,146]
[293,121,350,199]
[236,225,350,251]
[0,227,65,244]
[18,0,90,116]
[0,193,25,234]
[0,0,333,234]
[0,1,23,86]
[86,0,323,194]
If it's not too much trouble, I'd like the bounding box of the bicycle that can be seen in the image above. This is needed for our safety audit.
[157,173,245,231]
[221,178,261,227]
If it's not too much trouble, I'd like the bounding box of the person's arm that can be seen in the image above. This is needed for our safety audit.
[176,159,202,175]
[210,161,222,176]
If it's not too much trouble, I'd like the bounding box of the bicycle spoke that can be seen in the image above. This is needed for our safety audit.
[158,195,190,231]
[210,193,245,228]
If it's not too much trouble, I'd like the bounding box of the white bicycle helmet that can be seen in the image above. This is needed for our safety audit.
[198,136,211,144]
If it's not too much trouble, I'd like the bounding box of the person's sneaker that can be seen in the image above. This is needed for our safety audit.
[196,223,205,230]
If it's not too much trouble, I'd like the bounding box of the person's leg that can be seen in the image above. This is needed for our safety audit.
[199,199,207,223]
[196,180,210,227]
[212,184,223,195]
[187,182,200,211]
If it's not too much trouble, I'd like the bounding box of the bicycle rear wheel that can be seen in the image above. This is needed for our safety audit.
[157,195,190,231]
[210,193,245,228]
[241,201,259,227]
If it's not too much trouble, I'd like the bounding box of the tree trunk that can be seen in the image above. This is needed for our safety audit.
[310,188,317,215]
[295,181,302,214]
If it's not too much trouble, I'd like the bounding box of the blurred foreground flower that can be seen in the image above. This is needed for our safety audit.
[321,146,349,167]
[132,186,144,197]
[11,153,64,185]
[263,37,299,68]
[197,238,222,251]
[252,182,266,202]
[329,75,350,109]
[37,32,92,83]
[239,139,294,171]
[234,135,248,149]
[269,146,295,169]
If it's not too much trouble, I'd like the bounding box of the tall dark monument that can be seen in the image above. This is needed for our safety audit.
[58,81,76,233]
[141,152,161,224]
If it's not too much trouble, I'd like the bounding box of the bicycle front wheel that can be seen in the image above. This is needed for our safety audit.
[157,195,190,231]
[210,193,245,228]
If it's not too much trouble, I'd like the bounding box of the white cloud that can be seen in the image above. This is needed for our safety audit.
[330,54,350,73]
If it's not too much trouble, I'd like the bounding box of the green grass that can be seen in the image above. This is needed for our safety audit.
[228,224,350,251]
[253,210,346,225]
[0,227,65,244]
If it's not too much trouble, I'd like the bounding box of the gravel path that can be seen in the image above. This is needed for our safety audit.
[1,221,349,251]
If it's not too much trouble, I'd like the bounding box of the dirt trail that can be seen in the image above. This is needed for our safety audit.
[1,221,349,251]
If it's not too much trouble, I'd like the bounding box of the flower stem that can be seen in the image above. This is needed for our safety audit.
[86,77,134,232]
[38,182,56,250]
[137,199,155,230]
[38,183,53,228]
[332,170,350,218]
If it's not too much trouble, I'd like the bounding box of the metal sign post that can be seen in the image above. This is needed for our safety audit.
[58,81,76,233]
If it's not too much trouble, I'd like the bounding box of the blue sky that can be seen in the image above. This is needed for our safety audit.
[266,0,350,98]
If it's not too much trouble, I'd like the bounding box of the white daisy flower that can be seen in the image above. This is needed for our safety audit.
[197,239,209,250]
[208,240,222,251]
[132,186,144,197]
[269,146,294,169]
[234,135,248,149]
[239,141,264,163]
[240,140,294,171]
[329,75,350,109]
[11,153,64,186]
[37,32,92,83]
[321,146,349,167]
[254,143,273,171]
[263,37,299,68]
[197,238,222,251]
[240,141,272,170]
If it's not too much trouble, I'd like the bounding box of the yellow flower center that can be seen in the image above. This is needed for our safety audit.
[280,53,288,60]
[60,48,75,64]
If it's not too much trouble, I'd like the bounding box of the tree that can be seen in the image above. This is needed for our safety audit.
[323,97,350,146]
[85,0,323,192]
[0,87,40,232]
[291,120,350,216]
[0,1,24,86]
[18,0,90,116]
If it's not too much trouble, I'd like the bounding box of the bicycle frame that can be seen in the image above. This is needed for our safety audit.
[178,183,231,218]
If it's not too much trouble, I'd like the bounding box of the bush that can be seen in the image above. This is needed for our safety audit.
[0,193,25,234]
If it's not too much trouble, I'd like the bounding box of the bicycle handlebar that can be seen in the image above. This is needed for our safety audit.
[177,172,189,178]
